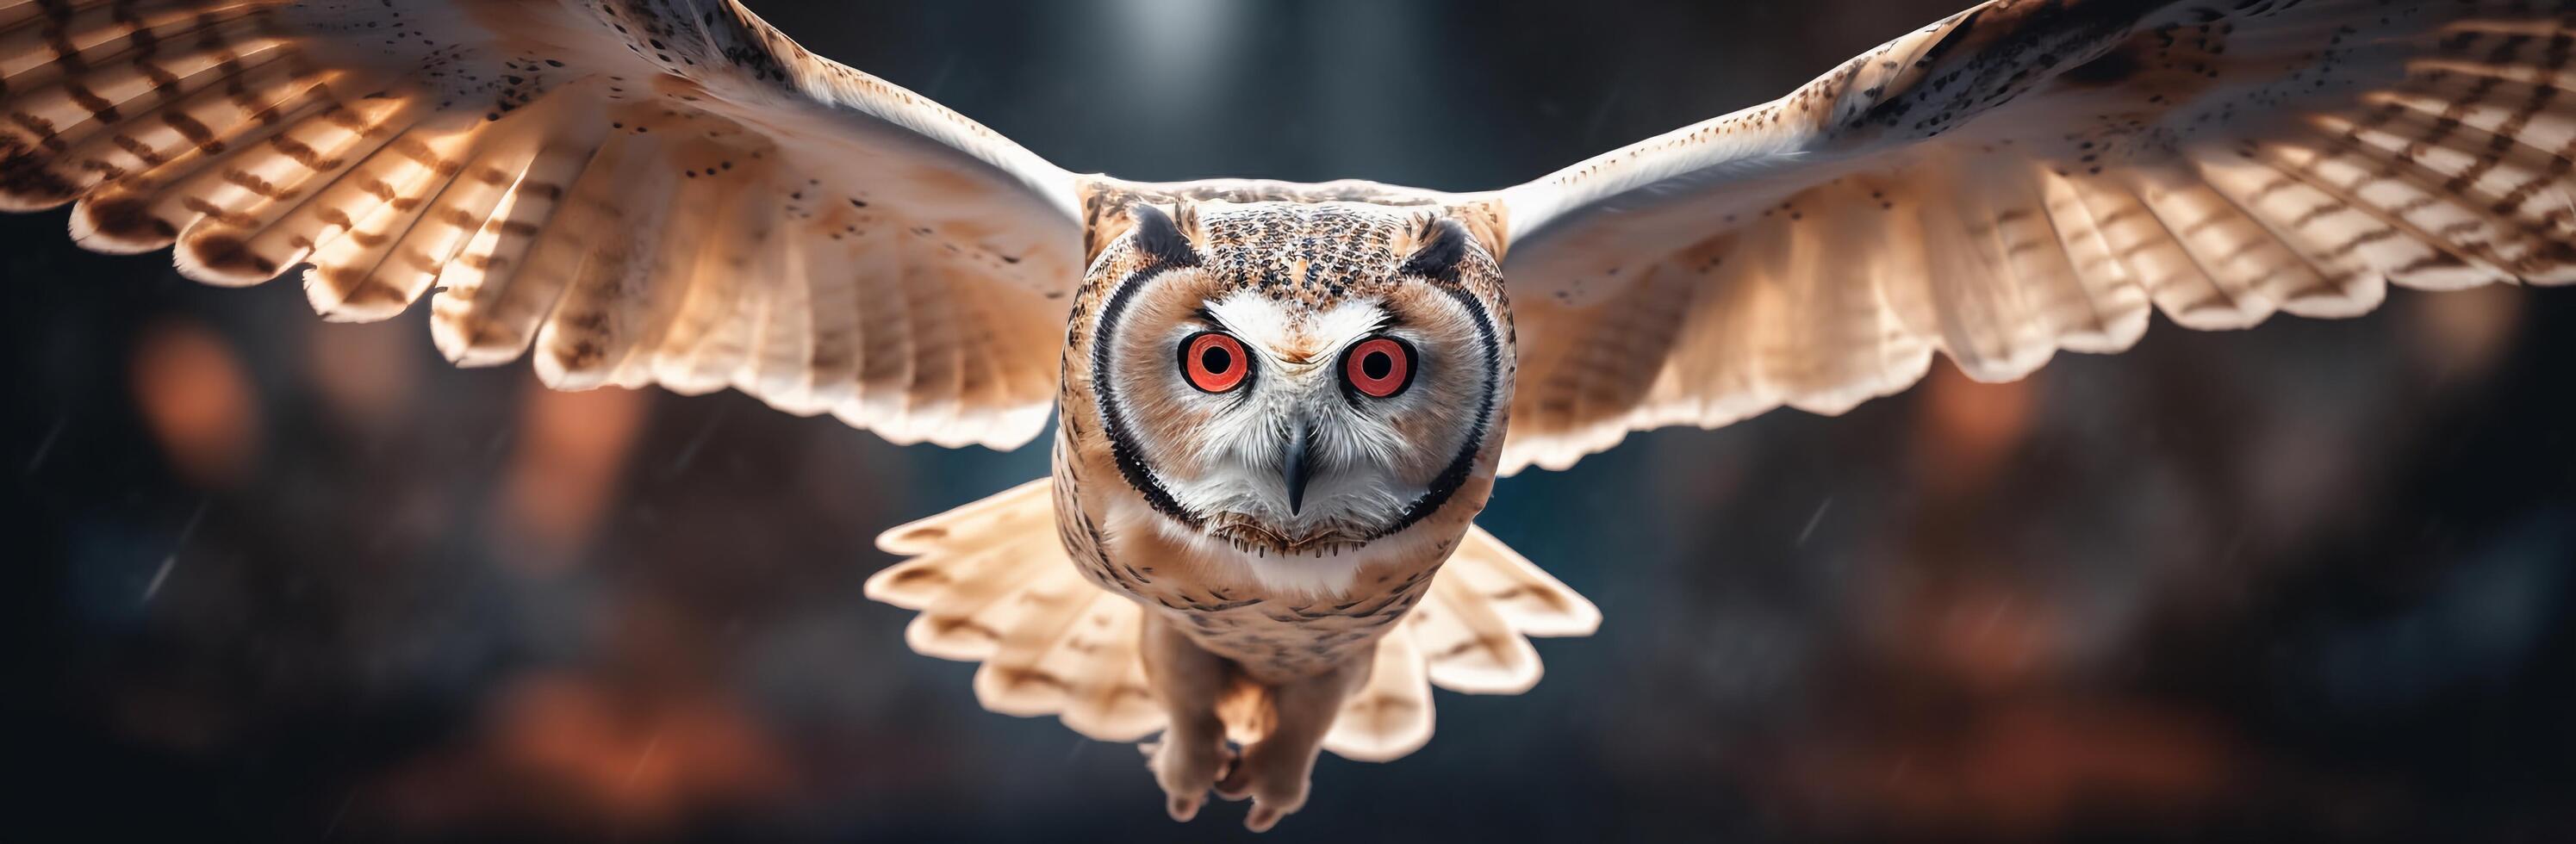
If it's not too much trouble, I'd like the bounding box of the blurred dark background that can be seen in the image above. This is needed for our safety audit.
[9,1,2573,841]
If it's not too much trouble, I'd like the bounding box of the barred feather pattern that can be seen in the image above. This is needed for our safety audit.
[864,480,1600,763]
[0,0,1081,448]
[1496,0,2576,474]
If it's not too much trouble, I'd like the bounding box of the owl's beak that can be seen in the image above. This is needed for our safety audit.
[1281,422,1315,515]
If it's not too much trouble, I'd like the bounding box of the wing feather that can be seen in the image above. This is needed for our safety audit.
[1,0,1079,449]
[1490,0,2576,473]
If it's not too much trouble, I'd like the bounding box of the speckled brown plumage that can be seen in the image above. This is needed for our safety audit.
[6,0,2571,832]
[1052,189,1515,678]
[1496,0,2576,471]
[3,0,1080,448]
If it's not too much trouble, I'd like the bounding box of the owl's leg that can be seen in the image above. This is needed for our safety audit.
[1138,614,1235,822]
[1215,652,1370,833]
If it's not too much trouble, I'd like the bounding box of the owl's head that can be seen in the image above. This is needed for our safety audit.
[1081,201,1509,575]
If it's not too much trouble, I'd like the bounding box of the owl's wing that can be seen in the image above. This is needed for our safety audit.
[0,0,1083,448]
[1489,0,2576,473]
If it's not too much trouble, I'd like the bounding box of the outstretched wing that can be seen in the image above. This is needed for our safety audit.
[1490,0,2576,473]
[0,0,1083,448]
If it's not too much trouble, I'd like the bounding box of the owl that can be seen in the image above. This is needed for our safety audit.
[4,0,2571,831]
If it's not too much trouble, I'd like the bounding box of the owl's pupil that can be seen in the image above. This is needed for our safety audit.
[1361,351,1392,380]
[1201,346,1232,374]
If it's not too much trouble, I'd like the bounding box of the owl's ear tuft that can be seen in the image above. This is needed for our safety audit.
[1397,217,1475,283]
[1128,202,1202,268]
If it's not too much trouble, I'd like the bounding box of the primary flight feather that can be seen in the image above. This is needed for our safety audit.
[3,0,2567,831]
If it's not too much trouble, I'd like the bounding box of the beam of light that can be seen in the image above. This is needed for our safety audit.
[1104,0,1240,100]
[1098,0,1247,146]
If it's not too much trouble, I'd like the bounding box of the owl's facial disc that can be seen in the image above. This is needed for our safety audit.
[1090,203,1503,558]
[1126,290,1486,555]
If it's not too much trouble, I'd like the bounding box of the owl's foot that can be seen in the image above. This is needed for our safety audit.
[1141,735,1235,822]
[1212,737,1312,832]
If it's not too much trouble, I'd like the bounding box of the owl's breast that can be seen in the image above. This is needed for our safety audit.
[1051,430,1488,680]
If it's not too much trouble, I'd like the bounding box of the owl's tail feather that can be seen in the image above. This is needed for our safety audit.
[866,479,1600,763]
[1317,521,1602,761]
[867,480,1167,742]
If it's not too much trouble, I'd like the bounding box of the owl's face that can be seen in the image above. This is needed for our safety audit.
[1086,202,1508,565]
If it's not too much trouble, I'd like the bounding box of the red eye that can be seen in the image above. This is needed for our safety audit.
[1179,332,1249,393]
[1342,337,1414,399]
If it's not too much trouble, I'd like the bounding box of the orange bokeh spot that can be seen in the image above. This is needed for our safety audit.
[130,319,260,487]
[493,381,648,571]
[1917,358,2037,490]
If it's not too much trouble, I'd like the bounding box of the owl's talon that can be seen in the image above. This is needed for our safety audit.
[1210,738,1310,829]
[1213,766,1252,801]
[1146,734,1232,822]
[1246,803,1288,834]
